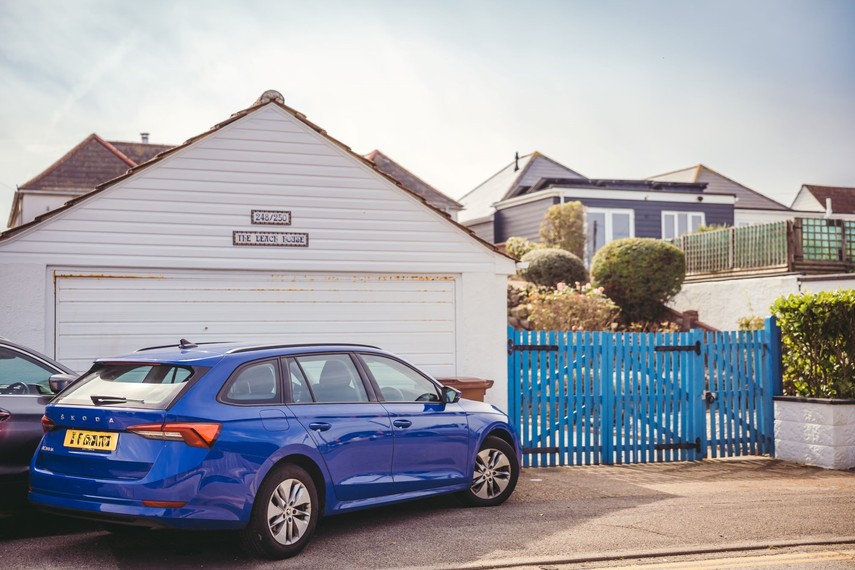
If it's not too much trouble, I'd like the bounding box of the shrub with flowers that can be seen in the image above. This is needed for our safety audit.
[527,282,620,332]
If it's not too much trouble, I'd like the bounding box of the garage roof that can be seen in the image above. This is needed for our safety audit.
[1,90,510,259]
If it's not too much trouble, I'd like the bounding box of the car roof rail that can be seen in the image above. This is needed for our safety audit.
[226,343,380,355]
[135,341,235,352]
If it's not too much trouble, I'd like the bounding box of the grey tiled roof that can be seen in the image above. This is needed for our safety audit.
[21,134,172,192]
[458,152,586,222]
[648,165,789,211]
[364,150,462,212]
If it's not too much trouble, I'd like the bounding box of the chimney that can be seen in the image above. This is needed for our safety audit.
[140,132,150,144]
[825,197,833,217]
[514,151,520,172]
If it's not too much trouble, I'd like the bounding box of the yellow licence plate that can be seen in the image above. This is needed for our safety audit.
[63,430,118,451]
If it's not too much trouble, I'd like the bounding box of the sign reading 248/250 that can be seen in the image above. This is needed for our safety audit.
[251,210,291,225]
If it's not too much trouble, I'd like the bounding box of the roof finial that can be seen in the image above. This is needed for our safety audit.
[255,90,285,105]
[514,151,520,172]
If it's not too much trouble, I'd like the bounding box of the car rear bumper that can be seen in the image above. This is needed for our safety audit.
[28,488,246,530]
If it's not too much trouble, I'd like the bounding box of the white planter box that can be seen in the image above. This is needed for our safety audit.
[774,397,855,470]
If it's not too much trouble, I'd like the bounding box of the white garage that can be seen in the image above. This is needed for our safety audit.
[0,91,514,409]
[54,270,458,373]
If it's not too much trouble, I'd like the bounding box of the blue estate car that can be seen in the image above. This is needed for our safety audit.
[29,340,520,559]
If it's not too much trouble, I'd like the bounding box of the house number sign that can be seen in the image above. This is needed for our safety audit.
[233,210,307,247]
[251,210,291,225]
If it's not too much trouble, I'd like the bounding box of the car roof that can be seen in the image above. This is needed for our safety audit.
[95,341,388,366]
[0,338,76,374]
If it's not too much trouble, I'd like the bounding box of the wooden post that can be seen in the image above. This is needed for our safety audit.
[764,316,783,455]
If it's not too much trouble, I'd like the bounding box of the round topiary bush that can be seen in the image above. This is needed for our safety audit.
[590,238,685,322]
[519,248,587,288]
[505,236,539,260]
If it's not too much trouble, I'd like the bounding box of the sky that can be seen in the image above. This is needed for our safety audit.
[1,0,853,229]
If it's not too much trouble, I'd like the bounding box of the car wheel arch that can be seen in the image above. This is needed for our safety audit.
[253,452,328,517]
[483,427,515,449]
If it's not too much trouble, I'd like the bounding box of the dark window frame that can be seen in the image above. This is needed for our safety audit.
[217,358,283,407]
[354,352,442,403]
[284,352,379,405]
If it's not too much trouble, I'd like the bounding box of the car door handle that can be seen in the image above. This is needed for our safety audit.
[308,422,332,432]
[393,419,412,428]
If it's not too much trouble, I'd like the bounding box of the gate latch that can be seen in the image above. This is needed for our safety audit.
[702,390,717,405]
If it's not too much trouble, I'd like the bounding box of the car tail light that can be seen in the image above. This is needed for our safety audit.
[41,415,56,432]
[0,409,10,422]
[127,423,221,448]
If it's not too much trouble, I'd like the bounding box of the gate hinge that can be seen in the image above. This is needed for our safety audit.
[655,437,701,453]
[654,341,701,355]
[523,447,560,455]
[508,339,559,355]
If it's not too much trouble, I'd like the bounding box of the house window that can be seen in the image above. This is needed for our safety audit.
[661,211,705,239]
[586,208,634,259]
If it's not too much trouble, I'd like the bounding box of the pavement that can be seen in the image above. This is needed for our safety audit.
[2,457,854,569]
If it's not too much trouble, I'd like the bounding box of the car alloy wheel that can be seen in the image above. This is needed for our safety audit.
[239,463,318,559]
[459,435,519,507]
[267,478,312,545]
[472,447,512,499]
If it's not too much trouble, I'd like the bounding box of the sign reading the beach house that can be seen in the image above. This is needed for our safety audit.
[233,231,309,247]
[251,210,291,225]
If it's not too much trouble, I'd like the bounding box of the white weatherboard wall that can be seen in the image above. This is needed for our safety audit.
[775,399,855,470]
[0,103,515,409]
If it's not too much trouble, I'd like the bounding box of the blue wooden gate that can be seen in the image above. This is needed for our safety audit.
[507,318,782,467]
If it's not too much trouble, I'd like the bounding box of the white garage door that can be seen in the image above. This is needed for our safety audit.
[54,270,457,376]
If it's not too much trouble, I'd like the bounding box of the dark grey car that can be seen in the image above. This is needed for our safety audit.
[0,339,76,506]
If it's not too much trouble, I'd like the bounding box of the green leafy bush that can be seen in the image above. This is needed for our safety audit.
[696,224,728,233]
[590,238,686,322]
[505,236,539,260]
[527,282,619,331]
[539,202,585,258]
[737,315,764,331]
[519,248,587,288]
[771,290,855,399]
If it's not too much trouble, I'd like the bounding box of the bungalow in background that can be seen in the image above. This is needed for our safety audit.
[457,152,735,262]
[647,164,792,226]
[790,184,855,220]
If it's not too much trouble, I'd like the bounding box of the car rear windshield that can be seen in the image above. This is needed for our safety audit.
[55,363,197,410]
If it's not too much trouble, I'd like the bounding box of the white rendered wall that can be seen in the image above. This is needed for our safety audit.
[734,209,793,226]
[0,263,48,349]
[670,275,800,329]
[672,274,855,330]
[775,399,855,470]
[21,193,79,226]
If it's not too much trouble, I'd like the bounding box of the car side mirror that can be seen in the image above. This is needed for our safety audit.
[49,373,77,394]
[441,386,461,404]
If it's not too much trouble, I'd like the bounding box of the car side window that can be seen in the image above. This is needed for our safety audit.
[293,354,368,403]
[360,354,440,402]
[286,359,314,403]
[221,360,280,405]
[0,347,58,395]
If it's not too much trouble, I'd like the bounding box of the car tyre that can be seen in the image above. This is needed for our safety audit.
[239,463,319,560]
[458,435,519,507]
